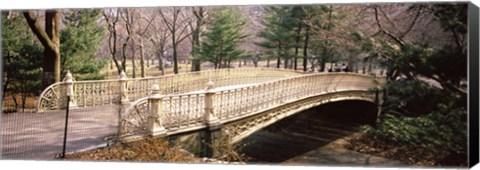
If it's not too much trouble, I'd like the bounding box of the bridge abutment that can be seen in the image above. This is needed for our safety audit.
[202,125,224,158]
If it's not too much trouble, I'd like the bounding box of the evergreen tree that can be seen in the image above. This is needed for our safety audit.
[255,6,297,69]
[2,12,43,111]
[197,8,247,69]
[61,9,106,80]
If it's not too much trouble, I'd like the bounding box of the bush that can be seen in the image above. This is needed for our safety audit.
[382,79,453,116]
[363,108,467,156]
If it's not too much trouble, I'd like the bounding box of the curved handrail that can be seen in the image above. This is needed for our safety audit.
[36,82,66,112]
[118,96,150,137]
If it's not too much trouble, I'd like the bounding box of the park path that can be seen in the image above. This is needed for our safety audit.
[1,104,121,159]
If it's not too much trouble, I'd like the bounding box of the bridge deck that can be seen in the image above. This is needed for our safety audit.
[1,105,119,159]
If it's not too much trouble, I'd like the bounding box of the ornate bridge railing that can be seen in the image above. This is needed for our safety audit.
[118,72,386,141]
[37,68,303,112]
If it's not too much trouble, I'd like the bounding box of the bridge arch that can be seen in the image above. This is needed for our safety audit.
[222,90,379,143]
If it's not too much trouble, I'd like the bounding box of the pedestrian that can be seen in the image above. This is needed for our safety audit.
[341,63,347,72]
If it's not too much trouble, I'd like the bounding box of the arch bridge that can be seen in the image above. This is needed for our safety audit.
[117,71,386,154]
[11,68,385,159]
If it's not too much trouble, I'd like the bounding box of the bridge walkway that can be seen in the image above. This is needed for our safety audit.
[1,83,261,159]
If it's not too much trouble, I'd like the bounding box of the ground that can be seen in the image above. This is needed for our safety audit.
[64,136,244,164]
[64,129,467,167]
[64,136,199,162]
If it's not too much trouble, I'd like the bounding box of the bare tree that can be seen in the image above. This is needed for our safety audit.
[102,9,126,75]
[188,7,208,71]
[132,9,155,77]
[120,9,135,77]
[147,11,172,75]
[158,7,194,74]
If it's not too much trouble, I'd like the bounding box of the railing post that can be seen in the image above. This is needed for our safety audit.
[204,80,221,128]
[117,71,130,140]
[119,71,129,104]
[201,80,224,158]
[63,71,77,109]
[147,84,166,136]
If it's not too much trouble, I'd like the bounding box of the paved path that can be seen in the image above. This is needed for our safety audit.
[1,83,261,160]
[281,145,405,167]
[1,105,120,159]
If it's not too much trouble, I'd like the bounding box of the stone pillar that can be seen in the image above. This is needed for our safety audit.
[63,71,77,109]
[202,80,223,158]
[119,71,130,104]
[147,84,166,136]
[204,80,220,127]
[117,71,130,140]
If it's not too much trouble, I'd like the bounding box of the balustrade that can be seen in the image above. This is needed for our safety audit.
[119,72,386,139]
[37,68,304,112]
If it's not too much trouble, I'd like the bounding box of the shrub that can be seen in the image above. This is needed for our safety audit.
[363,108,467,156]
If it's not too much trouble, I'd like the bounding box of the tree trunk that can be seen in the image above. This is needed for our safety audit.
[173,42,179,74]
[131,40,136,78]
[46,11,61,85]
[192,59,201,71]
[140,39,146,77]
[191,7,204,72]
[24,10,61,87]
[276,56,281,68]
[320,60,326,72]
[267,58,270,68]
[157,50,165,75]
[303,25,310,72]
[294,23,302,70]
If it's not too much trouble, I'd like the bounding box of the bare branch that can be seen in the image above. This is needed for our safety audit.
[400,5,423,39]
[374,6,405,46]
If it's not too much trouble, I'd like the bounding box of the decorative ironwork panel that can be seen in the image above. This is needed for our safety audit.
[37,68,305,111]
[118,98,149,137]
